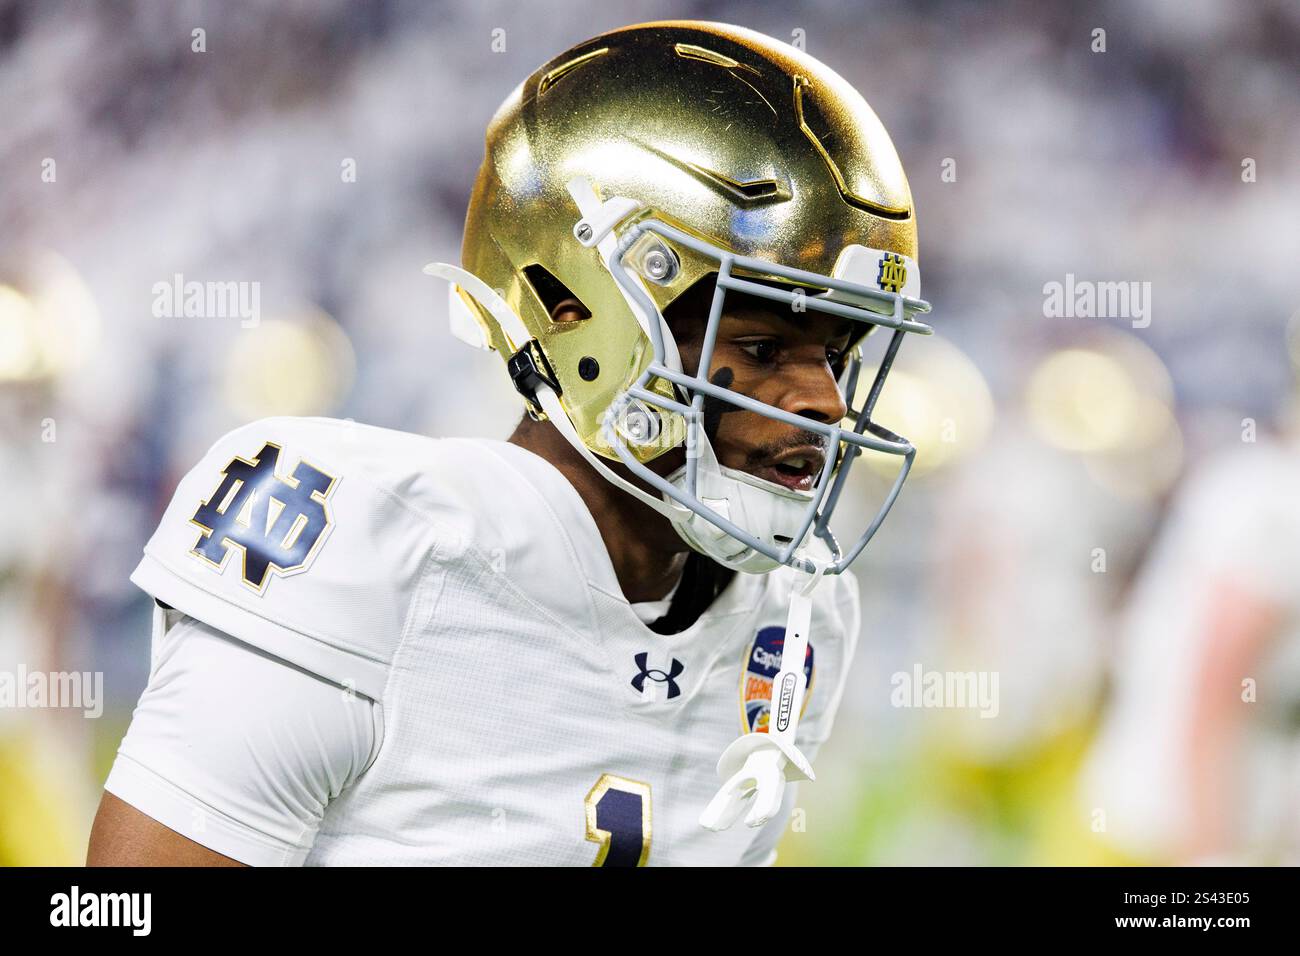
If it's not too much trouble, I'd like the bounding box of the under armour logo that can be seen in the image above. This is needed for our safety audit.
[190,441,337,593]
[630,653,684,700]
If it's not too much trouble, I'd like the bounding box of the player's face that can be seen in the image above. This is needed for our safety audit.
[674,303,852,492]
[550,288,852,492]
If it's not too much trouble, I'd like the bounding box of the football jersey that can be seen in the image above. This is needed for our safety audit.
[127,416,861,865]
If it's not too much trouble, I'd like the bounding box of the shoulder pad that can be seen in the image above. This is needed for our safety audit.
[131,417,453,699]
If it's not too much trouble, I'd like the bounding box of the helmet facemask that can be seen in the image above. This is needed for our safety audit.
[583,200,933,576]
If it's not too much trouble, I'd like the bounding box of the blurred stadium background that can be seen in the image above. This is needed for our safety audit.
[1,0,1297,865]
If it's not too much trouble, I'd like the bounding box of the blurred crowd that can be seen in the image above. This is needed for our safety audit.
[1,0,1297,864]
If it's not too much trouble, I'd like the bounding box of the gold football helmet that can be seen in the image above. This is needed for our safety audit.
[426,20,932,577]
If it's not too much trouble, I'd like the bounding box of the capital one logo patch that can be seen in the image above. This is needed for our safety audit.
[741,625,815,733]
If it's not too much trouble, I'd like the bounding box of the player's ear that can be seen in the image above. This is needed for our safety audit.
[549,297,590,324]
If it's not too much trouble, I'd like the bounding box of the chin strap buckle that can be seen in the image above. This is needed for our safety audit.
[506,339,561,418]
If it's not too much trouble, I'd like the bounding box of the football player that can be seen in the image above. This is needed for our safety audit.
[87,20,932,866]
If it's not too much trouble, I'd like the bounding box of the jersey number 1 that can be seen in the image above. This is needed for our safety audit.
[584,774,651,867]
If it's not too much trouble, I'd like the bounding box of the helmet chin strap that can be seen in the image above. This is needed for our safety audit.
[534,383,691,524]
[665,427,819,574]
[699,558,827,831]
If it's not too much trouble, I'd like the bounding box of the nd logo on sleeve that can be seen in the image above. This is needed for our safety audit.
[189,441,338,594]
[741,626,815,733]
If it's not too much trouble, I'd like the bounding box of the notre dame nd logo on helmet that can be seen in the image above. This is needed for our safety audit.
[876,252,908,294]
[189,442,338,594]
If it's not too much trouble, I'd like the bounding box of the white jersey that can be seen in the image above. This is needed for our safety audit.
[112,416,860,865]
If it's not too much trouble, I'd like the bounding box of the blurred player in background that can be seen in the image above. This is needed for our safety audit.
[1084,332,1300,864]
